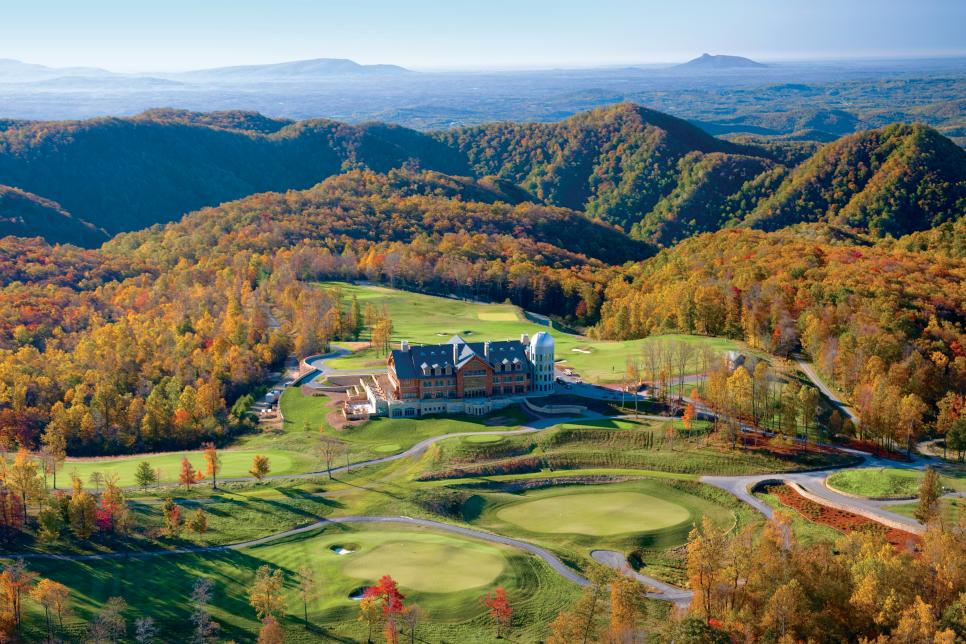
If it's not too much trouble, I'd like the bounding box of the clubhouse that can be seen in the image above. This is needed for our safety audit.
[362,332,555,417]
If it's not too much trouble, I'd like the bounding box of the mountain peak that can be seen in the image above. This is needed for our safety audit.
[675,53,767,70]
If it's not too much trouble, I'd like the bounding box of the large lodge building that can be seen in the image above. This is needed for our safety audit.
[361,332,555,418]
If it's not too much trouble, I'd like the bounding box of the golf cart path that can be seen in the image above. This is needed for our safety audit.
[796,355,860,426]
[700,457,929,534]
[591,550,694,608]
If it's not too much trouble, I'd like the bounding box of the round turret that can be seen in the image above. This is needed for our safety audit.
[529,331,555,393]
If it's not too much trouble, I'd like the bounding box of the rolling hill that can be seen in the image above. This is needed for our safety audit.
[437,103,769,230]
[746,123,966,236]
[0,185,106,246]
[0,103,962,247]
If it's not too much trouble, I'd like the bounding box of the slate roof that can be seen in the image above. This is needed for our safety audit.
[390,339,531,380]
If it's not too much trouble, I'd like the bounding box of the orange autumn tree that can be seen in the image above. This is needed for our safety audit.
[179,457,196,489]
[481,587,513,638]
[202,442,221,489]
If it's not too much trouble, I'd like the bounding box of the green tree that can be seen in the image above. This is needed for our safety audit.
[915,467,943,526]
[134,461,157,490]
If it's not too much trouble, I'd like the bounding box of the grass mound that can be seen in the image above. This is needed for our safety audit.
[496,490,689,536]
[463,434,505,444]
[826,467,966,499]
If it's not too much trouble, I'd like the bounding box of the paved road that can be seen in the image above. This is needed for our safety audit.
[796,356,860,426]
[591,550,693,608]
[701,458,927,534]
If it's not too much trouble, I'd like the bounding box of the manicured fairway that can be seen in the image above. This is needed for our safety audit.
[58,448,313,489]
[495,490,690,536]
[321,282,738,383]
[826,467,966,498]
[342,539,506,592]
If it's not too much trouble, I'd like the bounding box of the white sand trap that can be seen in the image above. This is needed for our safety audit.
[571,348,592,354]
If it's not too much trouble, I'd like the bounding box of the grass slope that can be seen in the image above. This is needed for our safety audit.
[826,467,966,499]
[323,281,738,383]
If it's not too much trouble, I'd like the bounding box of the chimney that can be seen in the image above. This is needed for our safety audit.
[521,333,529,346]
[400,340,410,352]
[453,342,458,364]
[484,341,491,359]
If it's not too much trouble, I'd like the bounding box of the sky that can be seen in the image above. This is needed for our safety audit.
[2,0,964,72]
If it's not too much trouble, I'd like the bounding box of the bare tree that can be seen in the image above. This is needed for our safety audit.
[134,617,158,644]
[190,578,220,644]
[673,341,695,404]
[317,437,346,480]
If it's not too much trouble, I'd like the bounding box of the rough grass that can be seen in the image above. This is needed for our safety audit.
[889,497,966,524]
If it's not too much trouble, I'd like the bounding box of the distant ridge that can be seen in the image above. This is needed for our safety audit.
[674,53,767,70]
[177,57,411,81]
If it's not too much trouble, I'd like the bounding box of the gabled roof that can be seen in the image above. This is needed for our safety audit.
[391,339,532,379]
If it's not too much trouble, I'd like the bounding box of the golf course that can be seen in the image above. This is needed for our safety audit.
[23,523,580,642]
[0,283,921,642]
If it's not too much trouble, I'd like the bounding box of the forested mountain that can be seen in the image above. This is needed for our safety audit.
[630,152,779,245]
[0,103,962,247]
[747,123,966,236]
[437,103,763,231]
[0,185,107,246]
[0,113,467,236]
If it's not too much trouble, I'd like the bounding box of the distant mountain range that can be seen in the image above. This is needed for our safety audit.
[0,57,411,85]
[174,58,411,81]
[0,103,961,248]
[673,53,767,70]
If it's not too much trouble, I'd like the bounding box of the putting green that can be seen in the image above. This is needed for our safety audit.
[496,491,690,536]
[374,443,402,453]
[341,540,506,593]
[464,434,504,444]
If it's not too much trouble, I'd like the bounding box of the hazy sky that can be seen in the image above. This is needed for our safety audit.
[3,0,964,72]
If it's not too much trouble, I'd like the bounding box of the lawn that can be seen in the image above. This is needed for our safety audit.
[279,385,530,461]
[826,467,966,499]
[321,281,738,383]
[889,497,966,525]
[59,447,316,490]
[20,524,579,643]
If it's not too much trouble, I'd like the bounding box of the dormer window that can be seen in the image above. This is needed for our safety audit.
[421,362,430,376]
